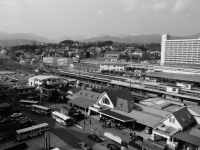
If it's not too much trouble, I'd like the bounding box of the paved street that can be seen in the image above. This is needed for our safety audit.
[21,107,108,150]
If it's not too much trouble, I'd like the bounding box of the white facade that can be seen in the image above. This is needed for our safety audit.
[43,57,73,66]
[97,93,115,108]
[166,86,180,94]
[161,34,200,65]
[28,75,63,87]
[100,64,125,71]
[162,115,182,130]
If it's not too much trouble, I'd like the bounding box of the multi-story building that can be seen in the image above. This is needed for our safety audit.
[161,34,200,66]
[104,51,120,62]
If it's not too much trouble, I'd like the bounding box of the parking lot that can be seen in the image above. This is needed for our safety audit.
[0,70,35,85]
[0,131,74,150]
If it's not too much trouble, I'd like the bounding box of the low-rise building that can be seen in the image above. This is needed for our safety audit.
[100,63,126,71]
[28,75,64,87]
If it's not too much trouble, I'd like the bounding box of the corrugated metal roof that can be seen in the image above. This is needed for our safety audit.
[172,132,200,146]
[100,109,135,122]
[188,105,200,116]
[111,109,163,128]
[189,127,200,138]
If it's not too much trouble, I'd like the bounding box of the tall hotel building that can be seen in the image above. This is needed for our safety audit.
[161,34,200,66]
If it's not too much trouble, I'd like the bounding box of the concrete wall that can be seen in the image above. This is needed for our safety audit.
[160,34,169,65]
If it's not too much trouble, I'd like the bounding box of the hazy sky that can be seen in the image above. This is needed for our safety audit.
[0,0,200,39]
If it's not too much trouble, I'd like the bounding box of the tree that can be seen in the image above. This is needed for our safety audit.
[50,90,59,102]
[85,51,90,58]
[8,88,19,104]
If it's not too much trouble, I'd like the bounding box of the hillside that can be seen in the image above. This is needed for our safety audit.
[0,39,40,47]
[0,31,52,43]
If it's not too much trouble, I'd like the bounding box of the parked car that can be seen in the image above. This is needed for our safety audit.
[107,144,120,150]
[78,142,92,150]
[87,134,103,142]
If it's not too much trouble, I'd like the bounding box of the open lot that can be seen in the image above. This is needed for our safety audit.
[0,70,35,86]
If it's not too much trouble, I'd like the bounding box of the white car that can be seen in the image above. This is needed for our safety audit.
[77,142,92,150]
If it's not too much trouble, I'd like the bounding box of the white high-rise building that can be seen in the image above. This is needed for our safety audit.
[161,34,200,66]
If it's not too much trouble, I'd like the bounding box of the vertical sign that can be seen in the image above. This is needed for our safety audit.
[44,131,50,150]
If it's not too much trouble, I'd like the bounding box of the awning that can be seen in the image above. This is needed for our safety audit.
[100,109,135,122]
[172,132,200,147]
[68,97,95,109]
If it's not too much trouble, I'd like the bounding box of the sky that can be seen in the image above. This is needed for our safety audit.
[0,0,200,39]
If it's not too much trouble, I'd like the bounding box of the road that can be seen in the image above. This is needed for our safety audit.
[21,108,108,150]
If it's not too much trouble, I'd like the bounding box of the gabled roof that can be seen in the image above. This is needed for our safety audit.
[74,90,101,102]
[105,88,135,106]
[115,98,133,113]
[162,107,195,129]
[172,107,195,129]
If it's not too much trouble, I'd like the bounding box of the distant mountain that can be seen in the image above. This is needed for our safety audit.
[0,39,40,47]
[170,33,200,40]
[123,34,161,44]
[82,34,161,44]
[0,31,52,43]
[1,31,200,47]
[82,36,132,43]
[82,33,200,44]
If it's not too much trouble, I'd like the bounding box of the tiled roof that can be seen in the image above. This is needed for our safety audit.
[105,88,135,106]
[69,97,95,109]
[115,99,133,113]
[172,107,195,129]
[74,90,101,102]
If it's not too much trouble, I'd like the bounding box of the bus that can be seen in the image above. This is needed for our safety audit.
[15,123,49,141]
[19,100,39,107]
[51,111,74,127]
[30,105,52,115]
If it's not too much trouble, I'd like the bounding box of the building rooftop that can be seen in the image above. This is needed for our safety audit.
[188,105,200,116]
[110,108,163,128]
[154,124,179,136]
[29,75,61,80]
[135,103,171,118]
[105,88,135,106]
[146,72,200,83]
[162,107,195,129]
[74,90,101,102]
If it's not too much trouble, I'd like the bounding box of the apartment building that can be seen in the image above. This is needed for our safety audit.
[161,34,200,66]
